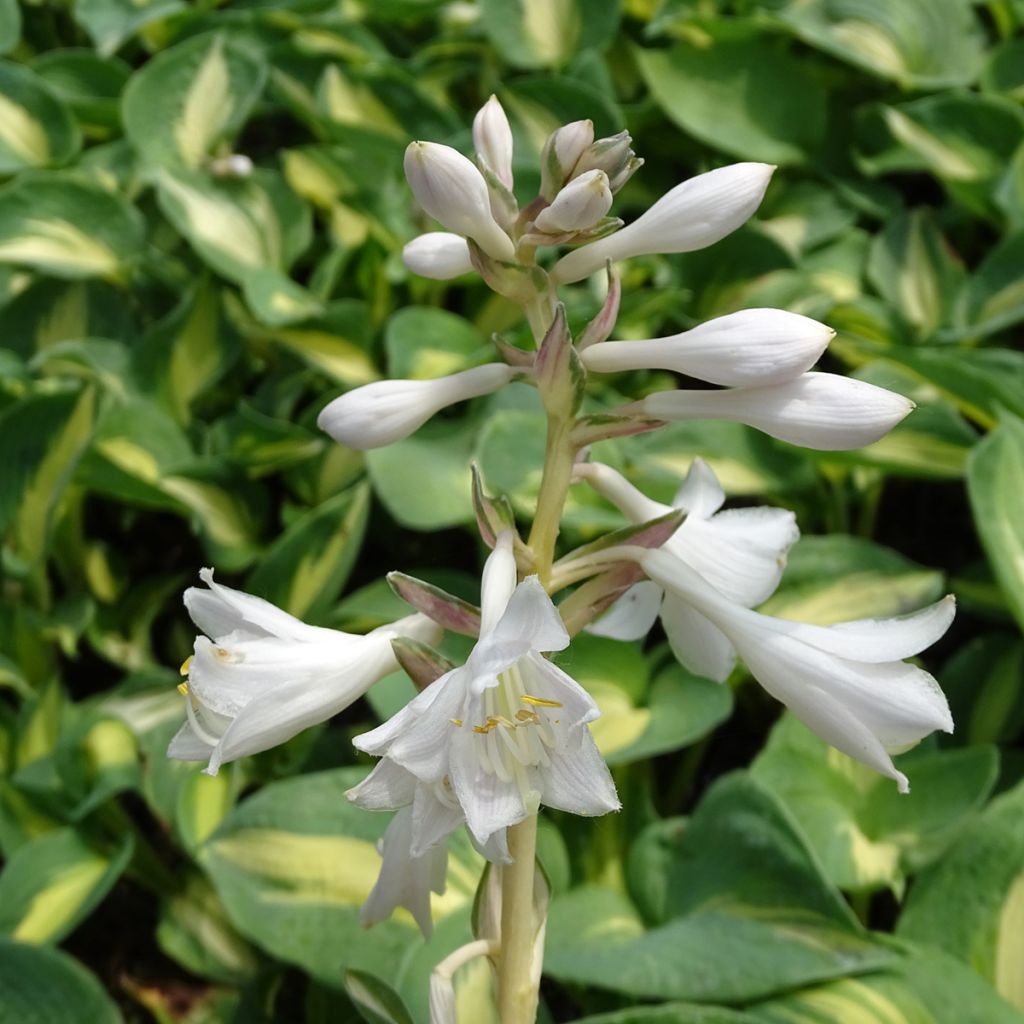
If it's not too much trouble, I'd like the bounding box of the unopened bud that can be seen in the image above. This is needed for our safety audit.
[539,119,594,200]
[402,232,474,279]
[534,170,613,234]
[404,141,515,262]
[572,131,639,193]
[209,153,253,178]
[473,94,514,190]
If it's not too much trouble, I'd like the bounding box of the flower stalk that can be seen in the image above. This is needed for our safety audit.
[497,813,541,1024]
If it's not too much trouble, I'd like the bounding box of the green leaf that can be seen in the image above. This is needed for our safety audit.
[759,535,944,625]
[0,0,20,55]
[635,32,826,167]
[546,775,890,1002]
[773,0,985,89]
[958,232,1024,339]
[0,61,80,174]
[0,937,122,1023]
[123,32,266,170]
[345,970,415,1024]
[751,714,997,893]
[246,483,370,621]
[31,50,131,136]
[74,0,186,57]
[0,172,144,280]
[576,1007,755,1024]
[0,828,133,944]
[941,634,1024,746]
[385,307,491,380]
[899,778,1024,1011]
[967,413,1024,633]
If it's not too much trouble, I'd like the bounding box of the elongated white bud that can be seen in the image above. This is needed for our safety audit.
[582,309,835,386]
[402,232,474,279]
[539,119,594,199]
[404,142,515,261]
[318,363,516,450]
[473,94,514,190]
[572,131,640,193]
[635,373,914,450]
[534,169,613,234]
[551,162,775,284]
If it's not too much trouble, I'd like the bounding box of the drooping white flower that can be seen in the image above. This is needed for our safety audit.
[403,232,474,279]
[168,569,437,775]
[350,533,619,856]
[404,141,515,261]
[473,94,514,190]
[551,162,775,284]
[579,459,798,681]
[317,363,516,450]
[534,169,613,234]
[633,373,915,450]
[581,308,835,387]
[539,119,594,199]
[641,548,955,793]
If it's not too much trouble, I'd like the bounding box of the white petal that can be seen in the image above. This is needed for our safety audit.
[520,653,602,729]
[402,232,474,280]
[534,169,613,234]
[450,727,529,847]
[587,581,663,641]
[575,462,669,524]
[479,530,517,635]
[166,720,214,761]
[487,576,569,657]
[671,457,724,519]
[473,94,514,190]
[540,119,594,198]
[353,668,456,756]
[659,591,736,683]
[541,733,620,816]
[551,162,774,283]
[410,783,465,857]
[404,141,515,261]
[385,670,468,782]
[582,309,834,387]
[347,758,417,811]
[317,363,515,450]
[639,373,915,451]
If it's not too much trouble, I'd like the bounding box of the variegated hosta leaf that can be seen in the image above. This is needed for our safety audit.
[74,0,186,58]
[0,61,80,173]
[0,172,144,280]
[122,31,266,170]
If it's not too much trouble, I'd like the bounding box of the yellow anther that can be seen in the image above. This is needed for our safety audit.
[179,656,193,676]
[450,718,463,727]
[473,718,499,734]
[516,709,540,723]
[177,682,190,696]
[521,695,562,708]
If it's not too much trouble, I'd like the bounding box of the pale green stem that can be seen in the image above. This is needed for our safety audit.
[526,415,576,587]
[497,814,540,1024]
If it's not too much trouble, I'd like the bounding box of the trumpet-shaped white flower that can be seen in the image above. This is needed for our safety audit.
[168,569,437,775]
[581,308,835,387]
[551,162,775,284]
[641,547,955,793]
[473,94,514,190]
[634,373,914,450]
[350,534,619,856]
[404,141,515,261]
[580,459,798,681]
[540,119,594,199]
[403,232,474,280]
[534,169,613,234]
[318,363,515,450]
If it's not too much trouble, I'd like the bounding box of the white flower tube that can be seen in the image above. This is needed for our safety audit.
[551,162,775,284]
[473,94,514,190]
[318,363,515,450]
[403,232,474,280]
[582,309,835,387]
[642,548,955,792]
[167,570,438,775]
[404,142,515,261]
[351,534,619,855]
[534,169,613,234]
[636,373,914,450]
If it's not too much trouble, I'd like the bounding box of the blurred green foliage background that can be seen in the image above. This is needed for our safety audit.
[1,0,1024,1021]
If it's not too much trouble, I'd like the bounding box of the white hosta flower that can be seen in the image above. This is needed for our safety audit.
[351,534,619,855]
[473,94,514,190]
[635,373,914,451]
[318,363,515,450]
[534,169,613,234]
[403,232,474,280]
[539,119,594,199]
[404,141,515,261]
[551,162,775,284]
[168,569,437,775]
[580,459,798,681]
[642,548,955,793]
[581,308,835,387]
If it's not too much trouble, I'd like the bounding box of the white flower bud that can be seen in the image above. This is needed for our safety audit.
[571,131,640,192]
[473,94,514,190]
[209,153,253,178]
[551,162,775,284]
[539,119,594,199]
[404,141,515,262]
[533,169,613,234]
[402,232,474,279]
[317,363,515,450]
[582,309,836,387]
